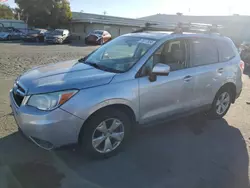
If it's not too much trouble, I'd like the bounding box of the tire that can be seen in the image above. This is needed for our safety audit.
[80,108,132,159]
[7,35,11,41]
[207,88,232,119]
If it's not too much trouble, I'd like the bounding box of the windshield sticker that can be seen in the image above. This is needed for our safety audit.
[138,39,156,45]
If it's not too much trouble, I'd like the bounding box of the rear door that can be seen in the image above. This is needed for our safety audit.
[188,37,228,108]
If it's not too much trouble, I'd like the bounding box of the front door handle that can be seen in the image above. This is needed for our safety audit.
[183,75,192,82]
[217,68,224,73]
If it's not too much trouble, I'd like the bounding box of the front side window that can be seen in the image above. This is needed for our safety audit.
[140,39,187,76]
[82,36,157,72]
[52,30,63,35]
[190,38,218,67]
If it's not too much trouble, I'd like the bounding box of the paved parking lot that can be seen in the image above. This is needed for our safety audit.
[0,42,250,188]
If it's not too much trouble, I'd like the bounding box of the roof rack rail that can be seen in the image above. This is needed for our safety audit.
[132,22,223,35]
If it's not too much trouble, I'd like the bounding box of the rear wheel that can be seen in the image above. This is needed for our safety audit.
[207,88,232,119]
[80,109,131,158]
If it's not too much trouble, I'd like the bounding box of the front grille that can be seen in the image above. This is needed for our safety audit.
[12,83,25,107]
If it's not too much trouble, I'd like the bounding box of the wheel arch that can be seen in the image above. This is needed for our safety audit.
[217,82,237,103]
[78,103,137,143]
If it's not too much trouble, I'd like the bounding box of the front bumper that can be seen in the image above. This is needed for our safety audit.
[0,36,8,40]
[9,91,84,149]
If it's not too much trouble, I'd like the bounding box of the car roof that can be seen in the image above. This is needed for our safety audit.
[123,32,171,40]
[123,31,227,41]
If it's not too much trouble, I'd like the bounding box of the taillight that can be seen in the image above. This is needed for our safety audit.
[240,60,245,73]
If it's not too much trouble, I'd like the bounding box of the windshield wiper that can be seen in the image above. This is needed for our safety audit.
[78,57,86,62]
[84,62,103,70]
[84,61,123,73]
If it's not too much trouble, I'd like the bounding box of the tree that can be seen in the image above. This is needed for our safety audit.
[0,4,14,19]
[13,7,26,20]
[50,0,72,28]
[15,0,72,28]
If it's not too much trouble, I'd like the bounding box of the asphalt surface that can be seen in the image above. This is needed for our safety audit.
[0,42,250,188]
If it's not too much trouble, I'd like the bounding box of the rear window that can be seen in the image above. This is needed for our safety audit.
[216,40,236,61]
[190,38,218,67]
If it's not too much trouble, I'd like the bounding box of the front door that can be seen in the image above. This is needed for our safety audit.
[138,38,195,124]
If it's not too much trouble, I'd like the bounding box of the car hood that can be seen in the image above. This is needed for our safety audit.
[18,59,116,95]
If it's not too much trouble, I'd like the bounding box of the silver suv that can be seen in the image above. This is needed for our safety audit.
[10,30,243,158]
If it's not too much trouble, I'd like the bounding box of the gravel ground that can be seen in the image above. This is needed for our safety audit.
[0,42,250,188]
[0,42,97,78]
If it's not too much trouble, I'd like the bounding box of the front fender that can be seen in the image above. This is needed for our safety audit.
[60,79,139,122]
[85,98,138,120]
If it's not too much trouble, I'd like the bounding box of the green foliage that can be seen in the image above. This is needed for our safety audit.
[15,0,72,28]
[0,4,14,19]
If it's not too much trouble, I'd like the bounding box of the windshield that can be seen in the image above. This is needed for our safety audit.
[83,36,156,72]
[0,28,13,32]
[92,30,103,35]
[52,30,64,35]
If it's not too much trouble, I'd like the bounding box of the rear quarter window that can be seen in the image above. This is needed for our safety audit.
[216,40,236,62]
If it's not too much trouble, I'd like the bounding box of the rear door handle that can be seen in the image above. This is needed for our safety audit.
[183,75,192,82]
[217,68,224,73]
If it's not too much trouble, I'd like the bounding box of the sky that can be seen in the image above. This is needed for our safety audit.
[4,0,250,18]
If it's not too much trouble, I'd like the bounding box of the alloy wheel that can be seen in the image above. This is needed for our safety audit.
[216,92,230,115]
[92,118,125,153]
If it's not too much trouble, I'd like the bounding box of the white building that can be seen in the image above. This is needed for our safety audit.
[70,12,149,39]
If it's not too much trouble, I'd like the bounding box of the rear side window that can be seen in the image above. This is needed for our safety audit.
[216,40,236,61]
[190,38,218,67]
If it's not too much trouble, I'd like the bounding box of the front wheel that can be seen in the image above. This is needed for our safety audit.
[80,109,131,158]
[207,88,232,119]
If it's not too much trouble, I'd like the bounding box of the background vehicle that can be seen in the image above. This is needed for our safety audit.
[240,41,250,68]
[0,27,24,40]
[85,30,111,45]
[44,29,54,37]
[44,29,71,44]
[10,23,243,159]
[23,29,47,42]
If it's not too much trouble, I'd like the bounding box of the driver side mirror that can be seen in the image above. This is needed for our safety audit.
[149,63,170,82]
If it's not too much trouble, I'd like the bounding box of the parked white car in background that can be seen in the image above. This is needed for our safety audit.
[44,29,71,44]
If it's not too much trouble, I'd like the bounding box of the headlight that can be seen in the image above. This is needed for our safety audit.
[27,90,78,111]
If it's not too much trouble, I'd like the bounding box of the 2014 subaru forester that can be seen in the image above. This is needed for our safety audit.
[10,29,243,158]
